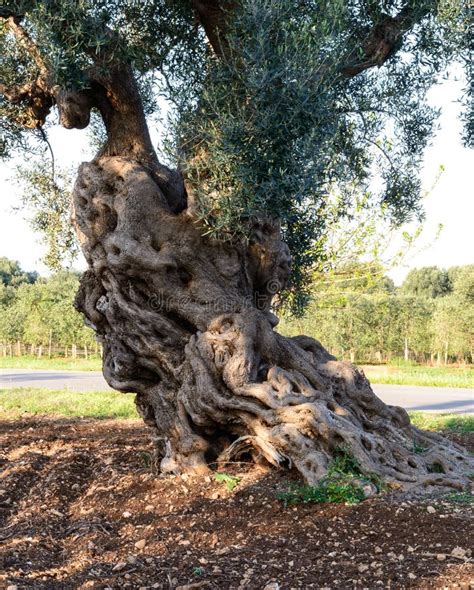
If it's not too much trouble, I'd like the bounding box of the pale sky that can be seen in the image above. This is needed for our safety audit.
[0,76,473,284]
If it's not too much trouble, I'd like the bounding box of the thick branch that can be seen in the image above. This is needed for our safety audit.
[340,3,432,77]
[6,16,49,78]
[191,0,234,56]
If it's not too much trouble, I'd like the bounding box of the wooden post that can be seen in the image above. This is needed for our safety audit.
[48,330,52,359]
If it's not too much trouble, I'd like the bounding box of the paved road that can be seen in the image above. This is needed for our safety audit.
[0,369,473,414]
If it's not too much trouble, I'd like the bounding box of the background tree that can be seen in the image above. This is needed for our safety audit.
[1,1,472,489]
[0,256,37,287]
[400,266,452,299]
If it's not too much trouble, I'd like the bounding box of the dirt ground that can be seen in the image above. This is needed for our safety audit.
[1,417,472,590]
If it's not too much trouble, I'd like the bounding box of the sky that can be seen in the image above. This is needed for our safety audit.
[0,76,473,285]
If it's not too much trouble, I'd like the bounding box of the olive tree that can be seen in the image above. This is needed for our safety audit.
[1,0,472,489]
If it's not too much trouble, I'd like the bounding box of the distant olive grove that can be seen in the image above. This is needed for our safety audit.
[280,264,474,365]
[0,258,97,358]
[1,257,472,364]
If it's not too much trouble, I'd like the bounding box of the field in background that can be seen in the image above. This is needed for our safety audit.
[0,355,101,371]
[361,363,474,389]
[1,387,473,432]
[0,387,136,419]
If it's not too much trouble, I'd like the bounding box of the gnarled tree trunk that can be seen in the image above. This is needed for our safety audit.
[73,155,473,491]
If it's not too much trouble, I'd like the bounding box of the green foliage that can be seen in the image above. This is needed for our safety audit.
[0,257,37,287]
[172,0,471,308]
[278,449,384,506]
[279,480,366,506]
[0,259,95,349]
[279,263,474,364]
[214,472,241,492]
[15,162,79,270]
[401,266,452,298]
[1,1,472,311]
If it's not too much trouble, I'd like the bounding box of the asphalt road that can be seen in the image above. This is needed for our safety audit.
[0,369,473,414]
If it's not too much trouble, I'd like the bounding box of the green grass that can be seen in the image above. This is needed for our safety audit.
[362,364,474,389]
[0,356,102,371]
[215,472,241,491]
[0,387,138,419]
[408,412,474,433]
[278,450,384,506]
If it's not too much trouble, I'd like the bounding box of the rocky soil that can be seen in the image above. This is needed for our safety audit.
[1,417,473,589]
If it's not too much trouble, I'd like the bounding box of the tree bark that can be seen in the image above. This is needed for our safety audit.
[73,155,473,491]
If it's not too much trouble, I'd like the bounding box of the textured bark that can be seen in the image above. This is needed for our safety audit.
[73,156,474,491]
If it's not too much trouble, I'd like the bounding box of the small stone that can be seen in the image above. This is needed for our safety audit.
[407,546,415,553]
[374,546,382,554]
[123,511,132,518]
[7,585,18,590]
[263,584,280,590]
[127,555,137,564]
[50,509,63,517]
[204,476,211,483]
[451,547,467,558]
[362,484,376,498]
[134,539,146,550]
[436,554,446,561]
[408,573,416,580]
[358,564,369,573]
[211,492,220,500]
[145,505,154,511]
[426,506,436,514]
[112,562,127,572]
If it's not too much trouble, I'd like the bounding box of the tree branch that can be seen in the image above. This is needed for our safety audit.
[340,3,432,77]
[6,16,49,79]
[190,0,234,56]
[191,0,432,78]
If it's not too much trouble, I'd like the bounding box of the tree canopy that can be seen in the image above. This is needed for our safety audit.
[1,0,471,310]
[0,256,37,287]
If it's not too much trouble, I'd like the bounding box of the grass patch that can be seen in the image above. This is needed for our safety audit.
[214,472,241,491]
[408,412,474,433]
[0,356,102,371]
[0,387,138,419]
[278,449,384,506]
[443,491,474,505]
[362,364,474,389]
